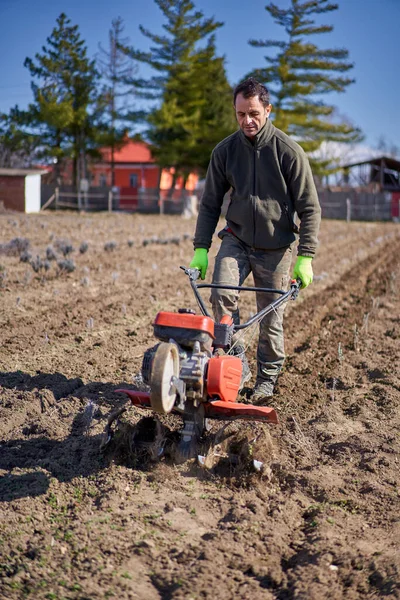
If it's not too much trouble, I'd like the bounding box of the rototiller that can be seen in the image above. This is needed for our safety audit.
[109,267,300,460]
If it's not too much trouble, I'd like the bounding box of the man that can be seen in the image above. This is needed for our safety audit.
[190,77,321,404]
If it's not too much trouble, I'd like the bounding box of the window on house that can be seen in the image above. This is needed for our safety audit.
[130,173,138,188]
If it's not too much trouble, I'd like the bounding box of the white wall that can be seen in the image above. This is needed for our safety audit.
[24,174,41,213]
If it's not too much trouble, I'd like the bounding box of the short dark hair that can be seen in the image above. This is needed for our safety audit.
[233,77,270,107]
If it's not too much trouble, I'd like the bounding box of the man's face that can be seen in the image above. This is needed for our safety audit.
[235,93,271,139]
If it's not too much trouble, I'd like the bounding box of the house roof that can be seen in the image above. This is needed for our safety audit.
[343,155,400,171]
[0,168,49,176]
[101,140,155,164]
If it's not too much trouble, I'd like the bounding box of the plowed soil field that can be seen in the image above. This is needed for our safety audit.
[0,211,399,600]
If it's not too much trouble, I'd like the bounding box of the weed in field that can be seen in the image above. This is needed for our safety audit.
[353,324,360,352]
[389,271,397,294]
[361,313,369,335]
[121,571,132,579]
[82,399,98,433]
[288,415,314,456]
[371,296,380,312]
[22,269,33,286]
[47,492,58,509]
[79,241,89,254]
[30,255,51,274]
[57,259,76,274]
[64,530,74,542]
[333,498,360,514]
[330,377,337,401]
[46,246,57,261]
[0,236,30,256]
[87,485,97,498]
[20,250,32,263]
[104,241,117,252]
[338,342,343,364]
[55,240,74,257]
[0,264,6,288]
[73,487,83,502]
[128,239,134,247]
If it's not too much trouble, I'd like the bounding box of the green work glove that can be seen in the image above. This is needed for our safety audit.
[189,248,208,280]
[292,256,313,289]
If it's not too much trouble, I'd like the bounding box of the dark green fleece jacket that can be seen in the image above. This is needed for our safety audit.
[194,119,321,257]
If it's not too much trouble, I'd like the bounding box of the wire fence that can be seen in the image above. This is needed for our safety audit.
[41,185,199,215]
[318,190,397,221]
[41,185,399,222]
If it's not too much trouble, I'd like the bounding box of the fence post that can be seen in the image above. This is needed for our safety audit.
[55,187,59,211]
[346,197,351,222]
[108,190,113,213]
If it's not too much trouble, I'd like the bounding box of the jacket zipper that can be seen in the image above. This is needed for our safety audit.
[253,145,257,245]
[283,202,300,234]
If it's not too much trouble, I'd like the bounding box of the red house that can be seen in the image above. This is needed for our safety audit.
[91,139,198,211]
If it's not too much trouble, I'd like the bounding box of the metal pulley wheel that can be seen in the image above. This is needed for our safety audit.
[150,342,180,414]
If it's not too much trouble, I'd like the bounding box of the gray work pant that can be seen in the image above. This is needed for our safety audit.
[211,231,292,381]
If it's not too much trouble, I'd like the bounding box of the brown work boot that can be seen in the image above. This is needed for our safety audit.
[251,377,277,405]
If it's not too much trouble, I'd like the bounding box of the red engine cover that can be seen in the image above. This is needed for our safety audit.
[206,355,242,403]
[153,311,215,338]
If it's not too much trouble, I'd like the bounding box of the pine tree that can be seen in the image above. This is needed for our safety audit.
[97,17,139,186]
[23,13,102,185]
[247,0,363,175]
[120,0,236,189]
[0,111,38,168]
[190,42,237,175]
[147,36,236,184]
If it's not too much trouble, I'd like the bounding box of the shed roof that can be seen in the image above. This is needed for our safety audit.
[343,155,400,171]
[0,168,49,176]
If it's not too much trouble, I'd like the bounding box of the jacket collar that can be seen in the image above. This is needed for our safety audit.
[239,119,274,148]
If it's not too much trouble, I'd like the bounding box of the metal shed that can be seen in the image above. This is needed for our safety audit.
[341,155,400,192]
[321,156,400,220]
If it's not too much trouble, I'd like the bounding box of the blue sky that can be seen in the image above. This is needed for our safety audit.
[0,0,399,153]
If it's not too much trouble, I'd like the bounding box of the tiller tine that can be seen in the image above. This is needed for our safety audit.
[101,390,151,450]
[115,389,151,407]
[114,390,278,464]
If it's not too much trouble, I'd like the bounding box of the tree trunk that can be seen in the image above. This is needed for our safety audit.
[167,171,178,199]
[181,173,189,199]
